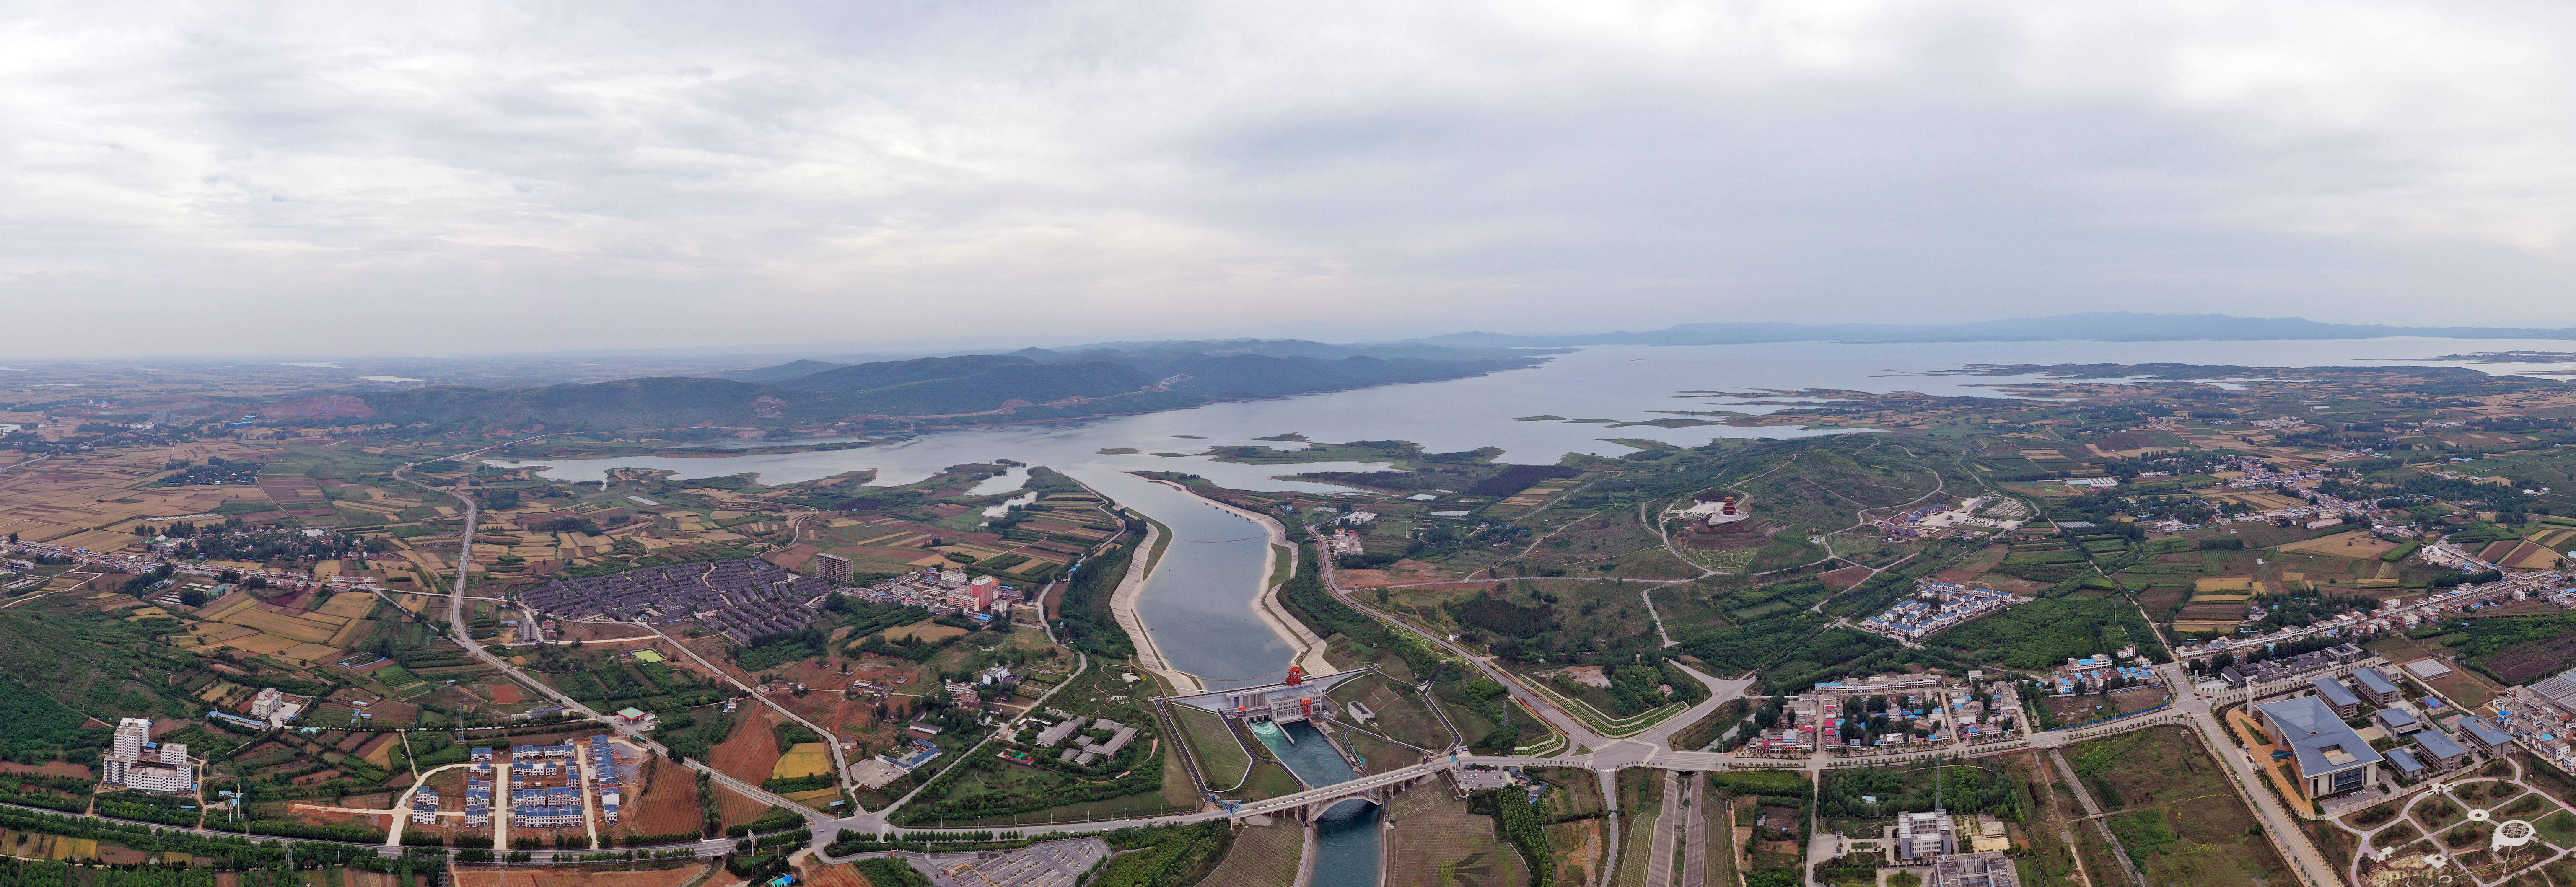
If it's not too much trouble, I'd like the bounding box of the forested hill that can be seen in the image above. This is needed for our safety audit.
[286,348,1542,431]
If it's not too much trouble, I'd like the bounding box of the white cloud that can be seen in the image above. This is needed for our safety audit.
[5,0,2576,358]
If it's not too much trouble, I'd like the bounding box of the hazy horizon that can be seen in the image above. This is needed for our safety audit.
[12,2,2576,359]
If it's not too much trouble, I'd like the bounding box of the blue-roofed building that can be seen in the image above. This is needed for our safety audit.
[2352,667,2403,705]
[2416,729,2470,771]
[2385,747,2426,779]
[2459,716,2513,753]
[2257,695,2382,799]
[2312,677,2362,717]
[2376,708,2423,736]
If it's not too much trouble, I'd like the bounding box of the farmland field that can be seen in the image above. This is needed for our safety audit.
[772,743,832,780]
[1384,789,1524,887]
[617,755,704,839]
[883,620,968,643]
[2070,728,2288,887]
[710,711,785,826]
[1202,820,1303,887]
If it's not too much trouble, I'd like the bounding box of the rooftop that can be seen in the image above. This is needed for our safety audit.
[2257,695,2383,778]
[2417,728,2469,760]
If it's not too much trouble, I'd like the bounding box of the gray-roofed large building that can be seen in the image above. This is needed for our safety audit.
[2256,695,2382,799]
[2376,708,2422,736]
[2385,747,2426,779]
[2312,677,2362,717]
[2459,716,2513,753]
[2415,729,2470,771]
[2352,667,2403,705]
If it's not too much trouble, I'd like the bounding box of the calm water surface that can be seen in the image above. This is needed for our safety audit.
[1252,720,1380,887]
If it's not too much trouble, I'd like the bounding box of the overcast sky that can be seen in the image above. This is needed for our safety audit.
[8,1,2576,358]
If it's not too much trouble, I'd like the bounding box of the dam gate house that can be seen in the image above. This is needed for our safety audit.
[1162,667,1373,726]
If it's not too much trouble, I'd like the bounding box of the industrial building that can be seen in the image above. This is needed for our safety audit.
[1161,667,1373,725]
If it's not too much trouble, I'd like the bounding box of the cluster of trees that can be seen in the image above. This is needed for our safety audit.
[1082,823,1230,887]
[159,456,261,486]
[2248,590,2381,631]
[170,528,391,564]
[1449,591,1553,638]
[1819,762,2020,818]
[1053,533,1138,659]
[1468,789,1555,887]
[2434,569,2509,589]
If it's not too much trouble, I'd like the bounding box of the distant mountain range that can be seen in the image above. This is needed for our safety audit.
[1409,312,2576,347]
[309,341,1543,430]
[261,314,2576,431]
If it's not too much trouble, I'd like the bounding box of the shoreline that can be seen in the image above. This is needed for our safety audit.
[1143,478,1335,678]
[1106,517,1201,691]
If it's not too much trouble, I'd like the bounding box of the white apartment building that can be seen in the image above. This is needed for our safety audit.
[102,718,196,794]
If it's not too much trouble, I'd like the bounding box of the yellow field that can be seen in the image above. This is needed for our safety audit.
[772,743,832,780]
[0,830,103,861]
[884,620,968,643]
[221,608,343,643]
[319,593,379,618]
[2194,577,2253,592]
[279,642,343,664]
[2189,592,2252,603]
[228,634,299,654]
[197,592,262,621]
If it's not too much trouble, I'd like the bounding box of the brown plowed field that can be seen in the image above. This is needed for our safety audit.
[617,755,704,840]
[798,862,879,887]
[710,710,785,826]
[0,762,92,780]
[779,694,867,735]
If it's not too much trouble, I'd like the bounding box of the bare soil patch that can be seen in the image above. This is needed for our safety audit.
[452,865,712,887]
[709,710,785,827]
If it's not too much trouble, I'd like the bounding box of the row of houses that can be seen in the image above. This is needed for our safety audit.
[518,559,831,644]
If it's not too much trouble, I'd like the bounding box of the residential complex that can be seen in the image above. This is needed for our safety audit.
[102,718,195,794]
[1859,581,2021,642]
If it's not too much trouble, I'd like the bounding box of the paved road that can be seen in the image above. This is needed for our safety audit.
[1644,768,1678,887]
[2154,660,2341,887]
[1682,772,1708,887]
